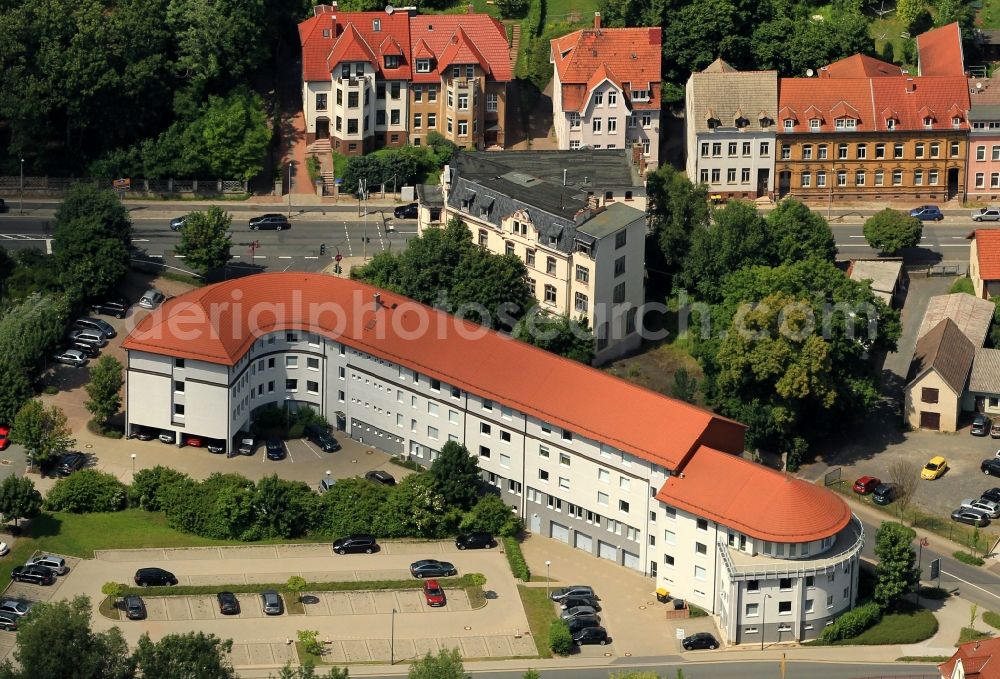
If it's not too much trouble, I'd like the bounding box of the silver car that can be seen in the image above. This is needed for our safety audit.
[67,329,107,347]
[138,289,166,309]
[53,349,88,367]
[261,590,283,615]
[27,555,67,575]
[961,498,1000,519]
[0,601,30,617]
[972,207,1000,222]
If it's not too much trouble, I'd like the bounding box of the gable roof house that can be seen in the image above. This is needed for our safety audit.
[970,229,1000,300]
[905,317,976,432]
[940,638,1000,679]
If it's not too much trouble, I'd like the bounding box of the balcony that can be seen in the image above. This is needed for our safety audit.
[455,79,470,89]
[338,76,365,88]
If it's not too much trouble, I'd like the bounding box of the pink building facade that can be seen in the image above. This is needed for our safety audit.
[968,79,1000,202]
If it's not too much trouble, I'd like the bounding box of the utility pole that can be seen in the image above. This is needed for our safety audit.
[19,158,24,215]
[360,178,368,261]
[287,162,293,217]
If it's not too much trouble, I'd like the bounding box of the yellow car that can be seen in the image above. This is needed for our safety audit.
[921,456,948,480]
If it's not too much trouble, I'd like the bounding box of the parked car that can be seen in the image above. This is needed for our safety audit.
[265,438,285,460]
[991,423,1000,439]
[409,559,457,578]
[68,329,107,347]
[332,534,377,555]
[852,476,881,494]
[318,478,336,493]
[393,203,418,219]
[0,613,18,632]
[364,470,396,486]
[561,605,599,621]
[10,565,54,586]
[982,458,1000,477]
[237,431,256,456]
[565,615,602,633]
[206,440,225,454]
[134,567,178,587]
[973,413,992,436]
[73,317,116,339]
[572,626,609,645]
[56,452,87,476]
[921,456,948,480]
[423,579,446,607]
[0,601,30,617]
[952,507,991,527]
[872,483,895,506]
[455,532,495,550]
[131,427,155,441]
[909,205,944,221]
[682,632,719,650]
[53,349,88,367]
[169,215,188,231]
[304,424,341,452]
[70,341,100,359]
[138,289,165,309]
[217,592,240,615]
[158,431,176,444]
[124,595,146,620]
[550,586,595,602]
[185,436,204,448]
[0,543,8,557]
[962,498,1000,519]
[261,590,283,615]
[0,426,9,450]
[972,207,1000,222]
[27,555,67,575]
[983,488,1000,504]
[90,297,129,319]
[249,214,290,231]
[559,596,600,611]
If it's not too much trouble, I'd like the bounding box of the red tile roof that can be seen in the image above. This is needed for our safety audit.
[940,638,1000,679]
[821,54,901,78]
[298,8,413,81]
[656,447,852,542]
[551,27,662,113]
[778,75,970,133]
[917,22,965,77]
[409,15,512,85]
[123,273,744,470]
[975,229,1000,281]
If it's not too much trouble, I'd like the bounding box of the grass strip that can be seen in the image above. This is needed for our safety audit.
[896,656,950,662]
[958,627,994,645]
[119,573,485,597]
[517,585,555,658]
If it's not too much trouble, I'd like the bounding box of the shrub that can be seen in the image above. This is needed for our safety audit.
[460,493,522,537]
[821,601,883,642]
[101,582,125,598]
[297,630,323,656]
[86,419,123,438]
[44,469,128,512]
[503,537,530,581]
[129,465,189,511]
[954,550,985,566]
[984,610,1000,630]
[549,619,573,655]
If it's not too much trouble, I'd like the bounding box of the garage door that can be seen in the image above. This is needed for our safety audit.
[574,531,593,553]
[919,411,940,430]
[598,540,617,562]
[623,550,640,571]
[550,522,570,543]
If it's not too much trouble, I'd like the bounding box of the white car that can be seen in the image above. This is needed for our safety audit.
[961,497,1000,519]
[0,601,30,617]
[0,543,9,557]
[53,349,88,367]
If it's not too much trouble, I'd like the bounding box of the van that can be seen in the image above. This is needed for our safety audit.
[237,431,256,456]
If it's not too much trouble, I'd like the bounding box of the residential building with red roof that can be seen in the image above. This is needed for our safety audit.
[940,638,1000,679]
[122,271,861,645]
[298,4,512,156]
[966,78,1000,202]
[550,13,662,166]
[917,22,966,78]
[970,229,1000,299]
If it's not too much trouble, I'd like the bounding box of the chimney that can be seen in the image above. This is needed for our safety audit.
[594,11,601,29]
[905,78,916,93]
[373,293,382,308]
[819,66,829,78]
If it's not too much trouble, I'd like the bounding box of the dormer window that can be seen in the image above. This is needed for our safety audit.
[953,116,962,128]
[783,119,794,131]
[923,116,933,128]
[341,64,350,78]
[735,116,749,128]
[706,117,720,129]
[759,116,773,128]
[384,55,399,69]
[834,118,857,130]
[631,89,650,101]
[372,19,381,31]
[886,118,896,130]
[416,58,431,73]
[809,118,821,131]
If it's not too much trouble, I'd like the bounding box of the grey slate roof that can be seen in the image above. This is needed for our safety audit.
[970,347,1000,394]
[917,293,994,348]
[457,149,645,194]
[687,64,778,134]
[577,202,645,239]
[907,318,976,394]
[416,184,443,207]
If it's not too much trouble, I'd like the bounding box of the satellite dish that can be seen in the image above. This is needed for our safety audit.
[385,4,393,13]
[806,68,814,77]
[977,81,984,90]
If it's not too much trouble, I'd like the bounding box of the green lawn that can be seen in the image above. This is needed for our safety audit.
[982,0,1000,29]
[958,627,994,644]
[546,0,597,24]
[517,585,557,657]
[832,605,938,645]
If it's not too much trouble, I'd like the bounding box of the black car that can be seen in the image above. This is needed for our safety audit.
[217,591,240,615]
[332,534,378,554]
[983,458,1000,478]
[265,438,286,460]
[393,203,418,219]
[983,488,1000,504]
[206,440,225,454]
[550,586,595,602]
[872,483,895,505]
[682,632,719,650]
[409,559,457,578]
[134,567,178,587]
[70,342,100,359]
[572,626,609,645]
[559,596,600,611]
[10,565,54,586]
[90,297,129,319]
[73,317,116,339]
[56,452,87,476]
[305,424,341,452]
[0,613,18,632]
[973,413,992,436]
[365,470,396,486]
[124,595,146,620]
[455,532,495,550]
[0,199,6,213]
[565,615,602,633]
[249,214,290,231]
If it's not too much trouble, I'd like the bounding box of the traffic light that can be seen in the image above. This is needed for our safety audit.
[334,264,342,274]
[320,243,326,255]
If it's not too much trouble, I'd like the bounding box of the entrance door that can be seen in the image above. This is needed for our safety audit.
[551,522,570,543]
[598,540,617,562]
[757,168,770,197]
[623,550,640,570]
[919,411,941,430]
[530,514,541,534]
[316,118,330,139]
[574,531,593,553]
[778,171,791,198]
[947,168,959,200]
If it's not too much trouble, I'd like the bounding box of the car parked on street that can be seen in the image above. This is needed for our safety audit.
[909,205,944,221]
[249,214,290,231]
[872,483,895,505]
[952,507,991,527]
[124,595,146,620]
[56,452,87,476]
[572,626,609,645]
[0,601,30,617]
[455,532,495,550]
[10,565,54,586]
[27,555,67,575]
[962,498,1000,518]
[132,427,155,441]
[261,590,283,615]
[982,458,1000,477]
[972,207,1000,222]
[138,289,165,309]
[991,423,1000,438]
[921,456,948,480]
[409,559,457,578]
[206,440,225,454]
[973,413,992,436]
[237,431,255,455]
[73,317,116,339]
[0,426,9,451]
[169,216,188,231]
[53,349,88,367]
[319,478,336,493]
[682,632,719,650]
[332,534,377,554]
[364,470,396,486]
[550,586,596,602]
[185,436,204,448]
[67,329,107,347]
[852,476,881,494]
[265,438,285,460]
[393,203,418,219]
[134,567,178,587]
[423,580,446,607]
[217,592,240,615]
[561,605,599,621]
[304,424,340,452]
[90,297,129,319]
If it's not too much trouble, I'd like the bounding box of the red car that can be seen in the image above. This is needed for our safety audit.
[423,579,446,607]
[853,476,881,495]
[185,436,203,448]
[0,426,9,450]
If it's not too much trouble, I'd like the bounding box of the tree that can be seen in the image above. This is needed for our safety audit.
[129,466,190,511]
[0,475,42,527]
[513,314,595,364]
[645,165,710,284]
[316,477,389,537]
[176,207,233,273]
[296,630,323,657]
[862,209,922,254]
[85,356,124,425]
[765,199,836,264]
[671,368,699,404]
[45,470,129,513]
[101,582,126,599]
[375,474,456,538]
[10,400,75,468]
[887,458,919,521]
[272,662,349,679]
[873,521,919,610]
[896,0,925,30]
[522,671,541,679]
[133,631,236,679]
[459,494,521,536]
[286,576,307,603]
[496,0,529,16]
[430,441,482,511]
[407,648,468,679]
[450,246,534,330]
[0,293,71,422]
[55,184,133,243]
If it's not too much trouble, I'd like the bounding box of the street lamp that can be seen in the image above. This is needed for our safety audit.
[287,162,293,218]
[545,560,552,601]
[19,158,24,215]
[389,607,396,665]
[130,453,136,479]
[284,396,292,433]
[760,593,772,650]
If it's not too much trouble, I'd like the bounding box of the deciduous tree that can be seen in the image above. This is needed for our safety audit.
[430,441,482,511]
[887,458,919,521]
[133,631,236,679]
[10,400,75,468]
[85,356,124,425]
[176,207,233,273]
[862,209,922,254]
[408,648,468,679]
[765,199,836,264]
[459,494,521,536]
[0,476,42,528]
[272,661,350,679]
[645,165,710,284]
[513,314,594,364]
[873,521,919,609]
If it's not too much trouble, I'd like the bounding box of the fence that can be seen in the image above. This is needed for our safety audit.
[0,176,247,198]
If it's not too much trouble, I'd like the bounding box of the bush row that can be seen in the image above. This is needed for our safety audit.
[820,601,882,642]
[953,550,985,566]
[118,573,484,597]
[503,536,530,581]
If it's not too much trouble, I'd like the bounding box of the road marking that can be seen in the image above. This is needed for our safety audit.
[253,255,266,259]
[278,256,292,259]
[232,255,241,259]
[173,255,186,259]
[343,222,352,256]
[286,447,295,464]
[301,440,324,460]
[304,256,319,260]
[131,238,150,243]
[942,569,1000,602]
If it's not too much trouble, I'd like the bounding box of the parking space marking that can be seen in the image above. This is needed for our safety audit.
[301,440,324,460]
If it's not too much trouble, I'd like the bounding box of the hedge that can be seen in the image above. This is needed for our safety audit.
[820,601,883,642]
[503,537,530,581]
[549,619,573,655]
[119,572,485,597]
[985,610,1000,630]
[953,550,985,566]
